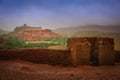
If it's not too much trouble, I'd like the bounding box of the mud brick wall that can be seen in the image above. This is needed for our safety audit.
[0,48,71,66]
[18,49,50,64]
[76,44,91,65]
[67,37,115,65]
[67,37,90,49]
[68,37,91,66]
[115,50,120,62]
[97,38,115,65]
[0,37,115,66]
[48,49,71,66]
[0,49,19,60]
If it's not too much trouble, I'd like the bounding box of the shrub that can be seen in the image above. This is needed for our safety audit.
[23,43,60,48]
[1,37,68,49]
[5,38,25,49]
[45,37,68,45]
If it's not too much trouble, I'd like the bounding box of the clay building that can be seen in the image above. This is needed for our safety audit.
[67,37,115,66]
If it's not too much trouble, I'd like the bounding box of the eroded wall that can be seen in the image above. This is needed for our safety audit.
[0,48,71,66]
[0,37,115,66]
[67,37,115,66]
[97,38,114,65]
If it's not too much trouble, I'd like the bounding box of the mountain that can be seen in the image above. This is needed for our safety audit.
[0,29,10,35]
[54,24,120,37]
[2,24,62,41]
[73,30,120,38]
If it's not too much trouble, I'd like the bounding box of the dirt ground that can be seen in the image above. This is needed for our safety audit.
[0,60,120,80]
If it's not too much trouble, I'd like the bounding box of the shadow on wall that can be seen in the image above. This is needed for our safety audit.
[115,50,120,62]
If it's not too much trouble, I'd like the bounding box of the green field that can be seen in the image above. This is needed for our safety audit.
[0,37,67,50]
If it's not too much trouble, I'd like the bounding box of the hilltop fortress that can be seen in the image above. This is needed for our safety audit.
[14,24,42,31]
[3,24,62,41]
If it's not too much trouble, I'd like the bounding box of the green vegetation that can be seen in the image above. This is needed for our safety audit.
[0,37,68,50]
[4,38,25,49]
[22,43,60,48]
[45,37,67,45]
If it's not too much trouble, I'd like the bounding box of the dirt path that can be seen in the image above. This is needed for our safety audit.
[0,60,120,80]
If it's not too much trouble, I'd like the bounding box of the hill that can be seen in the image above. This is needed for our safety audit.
[54,24,120,37]
[73,30,120,38]
[2,24,62,41]
[0,29,10,35]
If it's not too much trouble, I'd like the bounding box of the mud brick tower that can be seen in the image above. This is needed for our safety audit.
[67,37,91,66]
[67,37,115,66]
[97,38,114,65]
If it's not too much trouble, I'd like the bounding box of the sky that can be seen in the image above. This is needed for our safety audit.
[0,0,120,31]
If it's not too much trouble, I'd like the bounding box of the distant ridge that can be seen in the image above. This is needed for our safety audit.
[73,30,120,38]
[0,29,10,35]
[54,24,120,37]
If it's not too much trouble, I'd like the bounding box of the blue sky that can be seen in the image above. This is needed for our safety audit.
[0,0,120,30]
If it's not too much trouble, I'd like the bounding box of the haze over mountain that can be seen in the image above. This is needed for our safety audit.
[0,29,10,35]
[54,25,120,37]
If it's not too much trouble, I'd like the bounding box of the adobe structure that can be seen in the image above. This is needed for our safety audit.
[67,37,115,66]
[3,24,62,41]
[0,37,115,66]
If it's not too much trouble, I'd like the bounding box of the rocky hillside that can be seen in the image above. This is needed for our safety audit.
[2,24,62,41]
